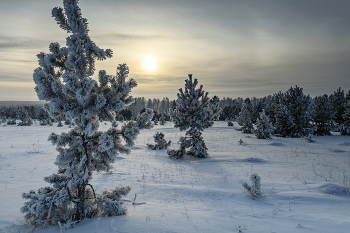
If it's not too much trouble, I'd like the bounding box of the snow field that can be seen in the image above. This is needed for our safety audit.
[1,121,350,232]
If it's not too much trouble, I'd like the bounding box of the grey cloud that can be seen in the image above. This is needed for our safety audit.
[0,73,33,83]
[96,33,167,41]
[0,36,46,49]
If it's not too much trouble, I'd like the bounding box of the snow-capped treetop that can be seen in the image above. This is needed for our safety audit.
[170,74,221,132]
[33,0,137,135]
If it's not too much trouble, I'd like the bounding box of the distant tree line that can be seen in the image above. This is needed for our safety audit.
[1,87,350,137]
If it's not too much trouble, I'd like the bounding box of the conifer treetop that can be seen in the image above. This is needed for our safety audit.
[33,0,137,135]
[172,74,219,132]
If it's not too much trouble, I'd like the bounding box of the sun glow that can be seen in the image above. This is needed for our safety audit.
[142,56,157,72]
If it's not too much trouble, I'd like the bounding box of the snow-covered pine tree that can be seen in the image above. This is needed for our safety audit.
[250,97,264,124]
[339,101,350,135]
[153,117,158,125]
[168,74,221,158]
[313,94,334,136]
[242,173,262,199]
[37,107,51,126]
[16,106,33,126]
[255,110,273,139]
[330,87,347,129]
[1,116,6,123]
[21,0,153,229]
[209,95,220,121]
[237,102,254,134]
[227,119,234,126]
[160,114,165,125]
[147,132,171,150]
[7,118,16,125]
[274,86,313,137]
[56,116,63,127]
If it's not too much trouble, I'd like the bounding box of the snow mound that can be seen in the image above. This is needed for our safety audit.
[237,158,267,163]
[269,142,283,146]
[328,148,346,153]
[338,142,350,146]
[315,183,350,195]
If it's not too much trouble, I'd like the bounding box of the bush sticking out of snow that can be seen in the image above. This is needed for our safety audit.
[304,134,315,143]
[168,74,221,158]
[16,107,33,126]
[242,173,262,199]
[255,110,273,139]
[6,119,16,125]
[147,132,171,150]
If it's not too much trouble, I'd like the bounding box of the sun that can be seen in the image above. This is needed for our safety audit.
[142,56,157,72]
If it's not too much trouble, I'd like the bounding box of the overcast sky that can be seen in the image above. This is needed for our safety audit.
[0,0,350,101]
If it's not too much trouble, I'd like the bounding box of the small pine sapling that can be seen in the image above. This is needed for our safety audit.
[304,133,315,143]
[16,106,33,126]
[1,116,6,123]
[339,101,350,135]
[168,74,221,158]
[168,137,189,160]
[242,173,262,199]
[153,117,158,125]
[37,107,51,126]
[237,103,253,133]
[7,119,16,125]
[255,110,273,139]
[147,132,171,150]
[160,114,166,125]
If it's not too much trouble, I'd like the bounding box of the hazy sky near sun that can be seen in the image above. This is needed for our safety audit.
[0,0,350,101]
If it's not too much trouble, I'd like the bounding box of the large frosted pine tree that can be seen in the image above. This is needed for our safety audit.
[21,0,153,229]
[340,101,350,135]
[237,101,254,134]
[313,94,334,136]
[274,86,313,137]
[168,74,221,158]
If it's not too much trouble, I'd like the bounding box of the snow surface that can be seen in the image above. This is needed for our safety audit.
[1,121,350,232]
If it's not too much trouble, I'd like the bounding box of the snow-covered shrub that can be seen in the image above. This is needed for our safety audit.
[304,134,315,143]
[147,132,171,150]
[168,74,221,158]
[153,117,158,125]
[237,102,254,134]
[1,116,7,123]
[21,0,153,230]
[168,137,188,160]
[160,114,166,125]
[242,173,262,199]
[330,87,347,129]
[227,120,234,126]
[339,101,350,135]
[16,106,33,126]
[274,86,313,137]
[313,94,334,136]
[255,110,273,139]
[6,119,16,125]
[37,107,51,126]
